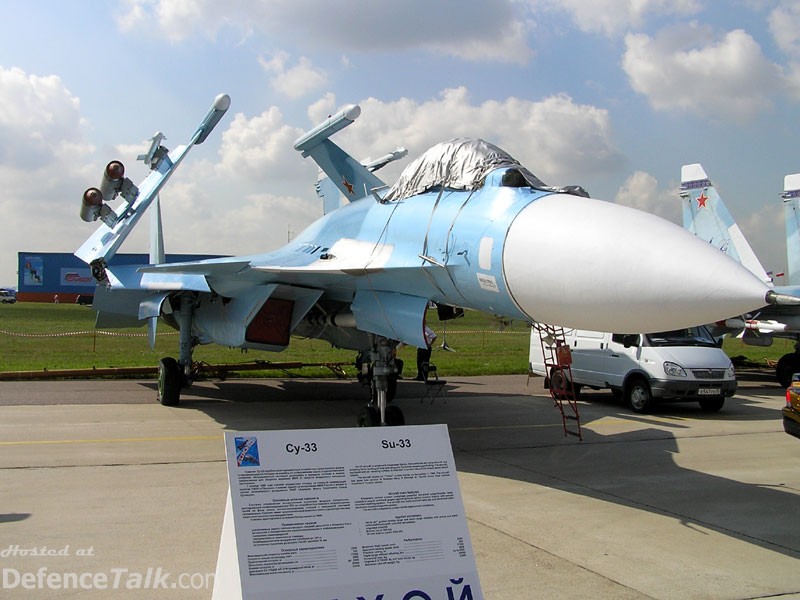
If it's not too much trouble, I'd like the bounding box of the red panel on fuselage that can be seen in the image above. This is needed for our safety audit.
[245,298,294,346]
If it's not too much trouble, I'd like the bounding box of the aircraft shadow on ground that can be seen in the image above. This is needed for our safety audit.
[455,421,800,561]
[139,372,800,560]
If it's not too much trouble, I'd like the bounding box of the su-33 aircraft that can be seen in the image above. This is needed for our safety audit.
[75,94,778,425]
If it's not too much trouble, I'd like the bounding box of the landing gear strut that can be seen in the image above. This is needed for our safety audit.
[157,293,197,406]
[357,336,404,427]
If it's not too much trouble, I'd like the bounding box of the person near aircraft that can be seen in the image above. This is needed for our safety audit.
[416,325,438,380]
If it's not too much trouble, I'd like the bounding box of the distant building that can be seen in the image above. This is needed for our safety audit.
[17,252,221,303]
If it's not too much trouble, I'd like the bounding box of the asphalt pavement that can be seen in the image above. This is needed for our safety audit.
[0,371,798,599]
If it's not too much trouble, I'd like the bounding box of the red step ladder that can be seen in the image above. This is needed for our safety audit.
[532,322,582,440]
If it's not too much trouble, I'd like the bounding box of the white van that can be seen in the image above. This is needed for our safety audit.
[529,326,736,412]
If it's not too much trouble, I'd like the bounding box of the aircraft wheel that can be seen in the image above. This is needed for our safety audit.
[699,396,725,412]
[776,353,800,388]
[385,405,405,426]
[158,357,181,407]
[357,407,380,427]
[626,377,652,413]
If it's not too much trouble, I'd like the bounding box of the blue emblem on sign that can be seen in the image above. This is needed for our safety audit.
[235,436,260,467]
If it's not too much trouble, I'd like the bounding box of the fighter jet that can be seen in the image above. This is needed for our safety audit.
[680,163,800,385]
[74,95,776,425]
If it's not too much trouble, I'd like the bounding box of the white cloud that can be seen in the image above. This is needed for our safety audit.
[0,66,89,169]
[613,170,679,222]
[0,66,97,284]
[306,88,622,186]
[216,107,309,183]
[117,0,240,42]
[137,88,622,269]
[622,24,785,120]
[533,0,702,37]
[260,53,328,98]
[769,1,800,58]
[156,176,323,257]
[117,0,533,63]
[739,204,786,278]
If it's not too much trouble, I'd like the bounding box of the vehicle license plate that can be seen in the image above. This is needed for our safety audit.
[698,388,720,395]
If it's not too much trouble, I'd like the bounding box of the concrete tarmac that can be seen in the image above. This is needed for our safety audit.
[1,372,799,598]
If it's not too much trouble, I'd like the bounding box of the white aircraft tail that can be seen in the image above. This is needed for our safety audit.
[294,106,406,203]
[782,173,800,286]
[680,163,772,287]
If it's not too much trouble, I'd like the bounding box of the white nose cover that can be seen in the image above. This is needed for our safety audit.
[502,194,770,333]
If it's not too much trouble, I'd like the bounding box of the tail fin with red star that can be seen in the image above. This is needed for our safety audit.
[294,104,389,206]
[680,163,771,286]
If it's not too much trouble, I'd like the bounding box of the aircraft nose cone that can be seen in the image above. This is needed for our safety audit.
[503,194,770,332]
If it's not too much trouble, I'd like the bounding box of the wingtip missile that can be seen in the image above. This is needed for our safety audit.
[193,93,231,145]
[765,290,800,306]
[365,147,408,172]
[293,104,361,155]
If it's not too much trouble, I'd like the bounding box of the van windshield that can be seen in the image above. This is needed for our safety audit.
[645,326,717,348]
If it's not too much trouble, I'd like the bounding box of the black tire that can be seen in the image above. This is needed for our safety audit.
[776,353,800,388]
[626,377,652,413]
[357,407,380,427]
[699,396,725,412]
[385,405,405,426]
[158,357,181,407]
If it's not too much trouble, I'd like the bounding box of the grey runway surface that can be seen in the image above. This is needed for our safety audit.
[1,372,799,598]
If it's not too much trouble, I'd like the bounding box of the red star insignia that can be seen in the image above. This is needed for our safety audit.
[342,177,354,195]
[696,191,708,208]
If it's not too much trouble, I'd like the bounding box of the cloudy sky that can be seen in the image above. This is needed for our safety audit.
[1,0,799,287]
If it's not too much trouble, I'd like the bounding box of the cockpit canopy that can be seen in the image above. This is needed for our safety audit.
[384,138,588,201]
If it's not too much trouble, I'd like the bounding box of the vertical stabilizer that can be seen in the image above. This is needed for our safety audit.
[150,195,166,265]
[680,163,772,286]
[294,105,386,201]
[783,173,800,286]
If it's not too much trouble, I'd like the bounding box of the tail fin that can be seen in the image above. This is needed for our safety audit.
[294,105,386,201]
[314,147,409,214]
[782,173,800,286]
[680,163,772,286]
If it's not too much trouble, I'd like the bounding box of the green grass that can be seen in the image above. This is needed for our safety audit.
[0,303,789,377]
[0,303,531,377]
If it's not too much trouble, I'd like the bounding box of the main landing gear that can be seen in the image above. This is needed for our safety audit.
[157,294,197,407]
[356,336,404,427]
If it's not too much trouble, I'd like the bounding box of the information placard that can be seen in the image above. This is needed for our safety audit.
[214,425,482,600]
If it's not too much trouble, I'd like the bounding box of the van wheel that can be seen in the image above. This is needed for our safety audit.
[699,397,725,412]
[550,368,580,400]
[626,378,652,413]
